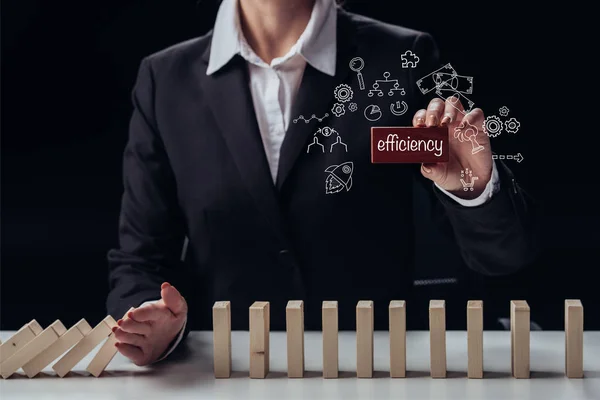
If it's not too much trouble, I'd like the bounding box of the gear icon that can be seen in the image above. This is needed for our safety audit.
[483,115,503,138]
[504,117,520,134]
[499,106,510,117]
[348,102,358,112]
[333,84,354,103]
[331,102,345,117]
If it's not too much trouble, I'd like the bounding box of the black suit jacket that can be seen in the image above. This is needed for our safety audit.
[106,10,537,333]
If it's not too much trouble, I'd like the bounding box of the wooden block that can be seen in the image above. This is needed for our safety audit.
[510,300,530,378]
[389,300,406,378]
[565,299,584,378]
[22,319,92,378]
[429,300,446,378]
[322,301,338,379]
[212,301,232,378]
[371,127,449,163]
[1,320,67,378]
[356,300,374,378]
[86,334,118,377]
[286,300,304,378]
[249,301,270,379]
[52,316,117,377]
[0,320,43,363]
[467,300,483,379]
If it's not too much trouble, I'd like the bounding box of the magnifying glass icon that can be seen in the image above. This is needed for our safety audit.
[349,57,365,90]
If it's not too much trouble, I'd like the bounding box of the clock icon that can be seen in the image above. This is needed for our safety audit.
[364,104,382,122]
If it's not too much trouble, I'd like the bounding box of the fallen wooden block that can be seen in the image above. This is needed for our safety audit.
[467,300,483,379]
[322,301,338,379]
[86,334,118,377]
[0,320,43,363]
[356,300,374,378]
[286,300,304,378]
[429,300,446,378]
[389,300,406,378]
[22,319,92,378]
[511,300,530,379]
[565,299,584,378]
[1,320,67,378]
[52,316,117,377]
[249,301,270,379]
[213,301,232,378]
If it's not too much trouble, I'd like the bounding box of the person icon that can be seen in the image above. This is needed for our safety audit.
[306,136,325,153]
[330,135,347,153]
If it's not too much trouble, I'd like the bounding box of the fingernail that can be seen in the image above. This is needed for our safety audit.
[127,312,134,318]
[115,342,119,348]
[117,319,123,326]
[417,117,425,126]
[441,115,451,125]
[422,165,432,173]
[428,115,438,126]
[112,326,117,332]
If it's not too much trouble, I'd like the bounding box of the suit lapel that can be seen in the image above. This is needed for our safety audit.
[275,10,357,190]
[200,55,289,248]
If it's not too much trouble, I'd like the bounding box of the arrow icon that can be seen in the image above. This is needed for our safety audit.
[492,153,524,163]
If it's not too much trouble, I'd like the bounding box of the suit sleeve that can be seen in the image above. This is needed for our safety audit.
[106,58,189,322]
[411,33,540,276]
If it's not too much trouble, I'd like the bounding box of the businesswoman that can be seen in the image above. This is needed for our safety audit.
[106,0,536,366]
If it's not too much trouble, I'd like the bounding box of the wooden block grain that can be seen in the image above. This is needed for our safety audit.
[389,300,406,378]
[22,319,92,378]
[356,300,374,378]
[86,334,118,377]
[467,300,483,379]
[565,299,584,378]
[429,300,446,378]
[286,300,304,378]
[511,300,530,378]
[249,302,270,379]
[52,316,116,377]
[0,320,43,363]
[212,301,232,378]
[322,301,338,379]
[1,320,66,378]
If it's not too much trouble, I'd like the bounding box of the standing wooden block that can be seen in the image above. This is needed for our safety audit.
[510,300,530,378]
[429,300,446,378]
[389,300,406,378]
[322,301,338,379]
[0,320,43,363]
[1,320,67,378]
[356,300,374,378]
[22,319,92,378]
[249,301,270,379]
[286,300,304,378]
[52,316,117,377]
[565,299,584,378]
[86,334,118,377]
[212,301,232,378]
[467,300,483,379]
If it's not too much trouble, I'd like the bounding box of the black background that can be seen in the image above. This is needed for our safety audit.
[2,0,598,330]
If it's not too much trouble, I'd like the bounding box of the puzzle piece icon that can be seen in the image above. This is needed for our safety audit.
[401,50,420,68]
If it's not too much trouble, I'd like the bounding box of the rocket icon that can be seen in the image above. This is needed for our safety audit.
[324,162,354,194]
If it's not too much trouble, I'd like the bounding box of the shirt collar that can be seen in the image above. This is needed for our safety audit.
[206,0,337,76]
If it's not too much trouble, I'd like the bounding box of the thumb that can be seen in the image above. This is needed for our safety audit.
[421,162,445,183]
[160,282,188,317]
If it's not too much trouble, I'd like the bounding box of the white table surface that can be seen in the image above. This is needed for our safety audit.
[1,330,598,400]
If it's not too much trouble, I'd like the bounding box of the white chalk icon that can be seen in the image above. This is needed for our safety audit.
[364,104,382,122]
[293,113,329,124]
[349,102,358,112]
[436,89,475,115]
[492,153,524,163]
[460,168,479,191]
[416,64,458,94]
[401,50,420,68]
[368,72,405,97]
[334,84,354,103]
[325,161,354,194]
[349,57,365,90]
[499,106,510,117]
[318,126,335,137]
[416,63,474,115]
[306,137,325,154]
[454,120,485,155]
[390,101,408,116]
[330,135,348,153]
[483,115,503,138]
[331,103,345,117]
[504,117,521,134]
